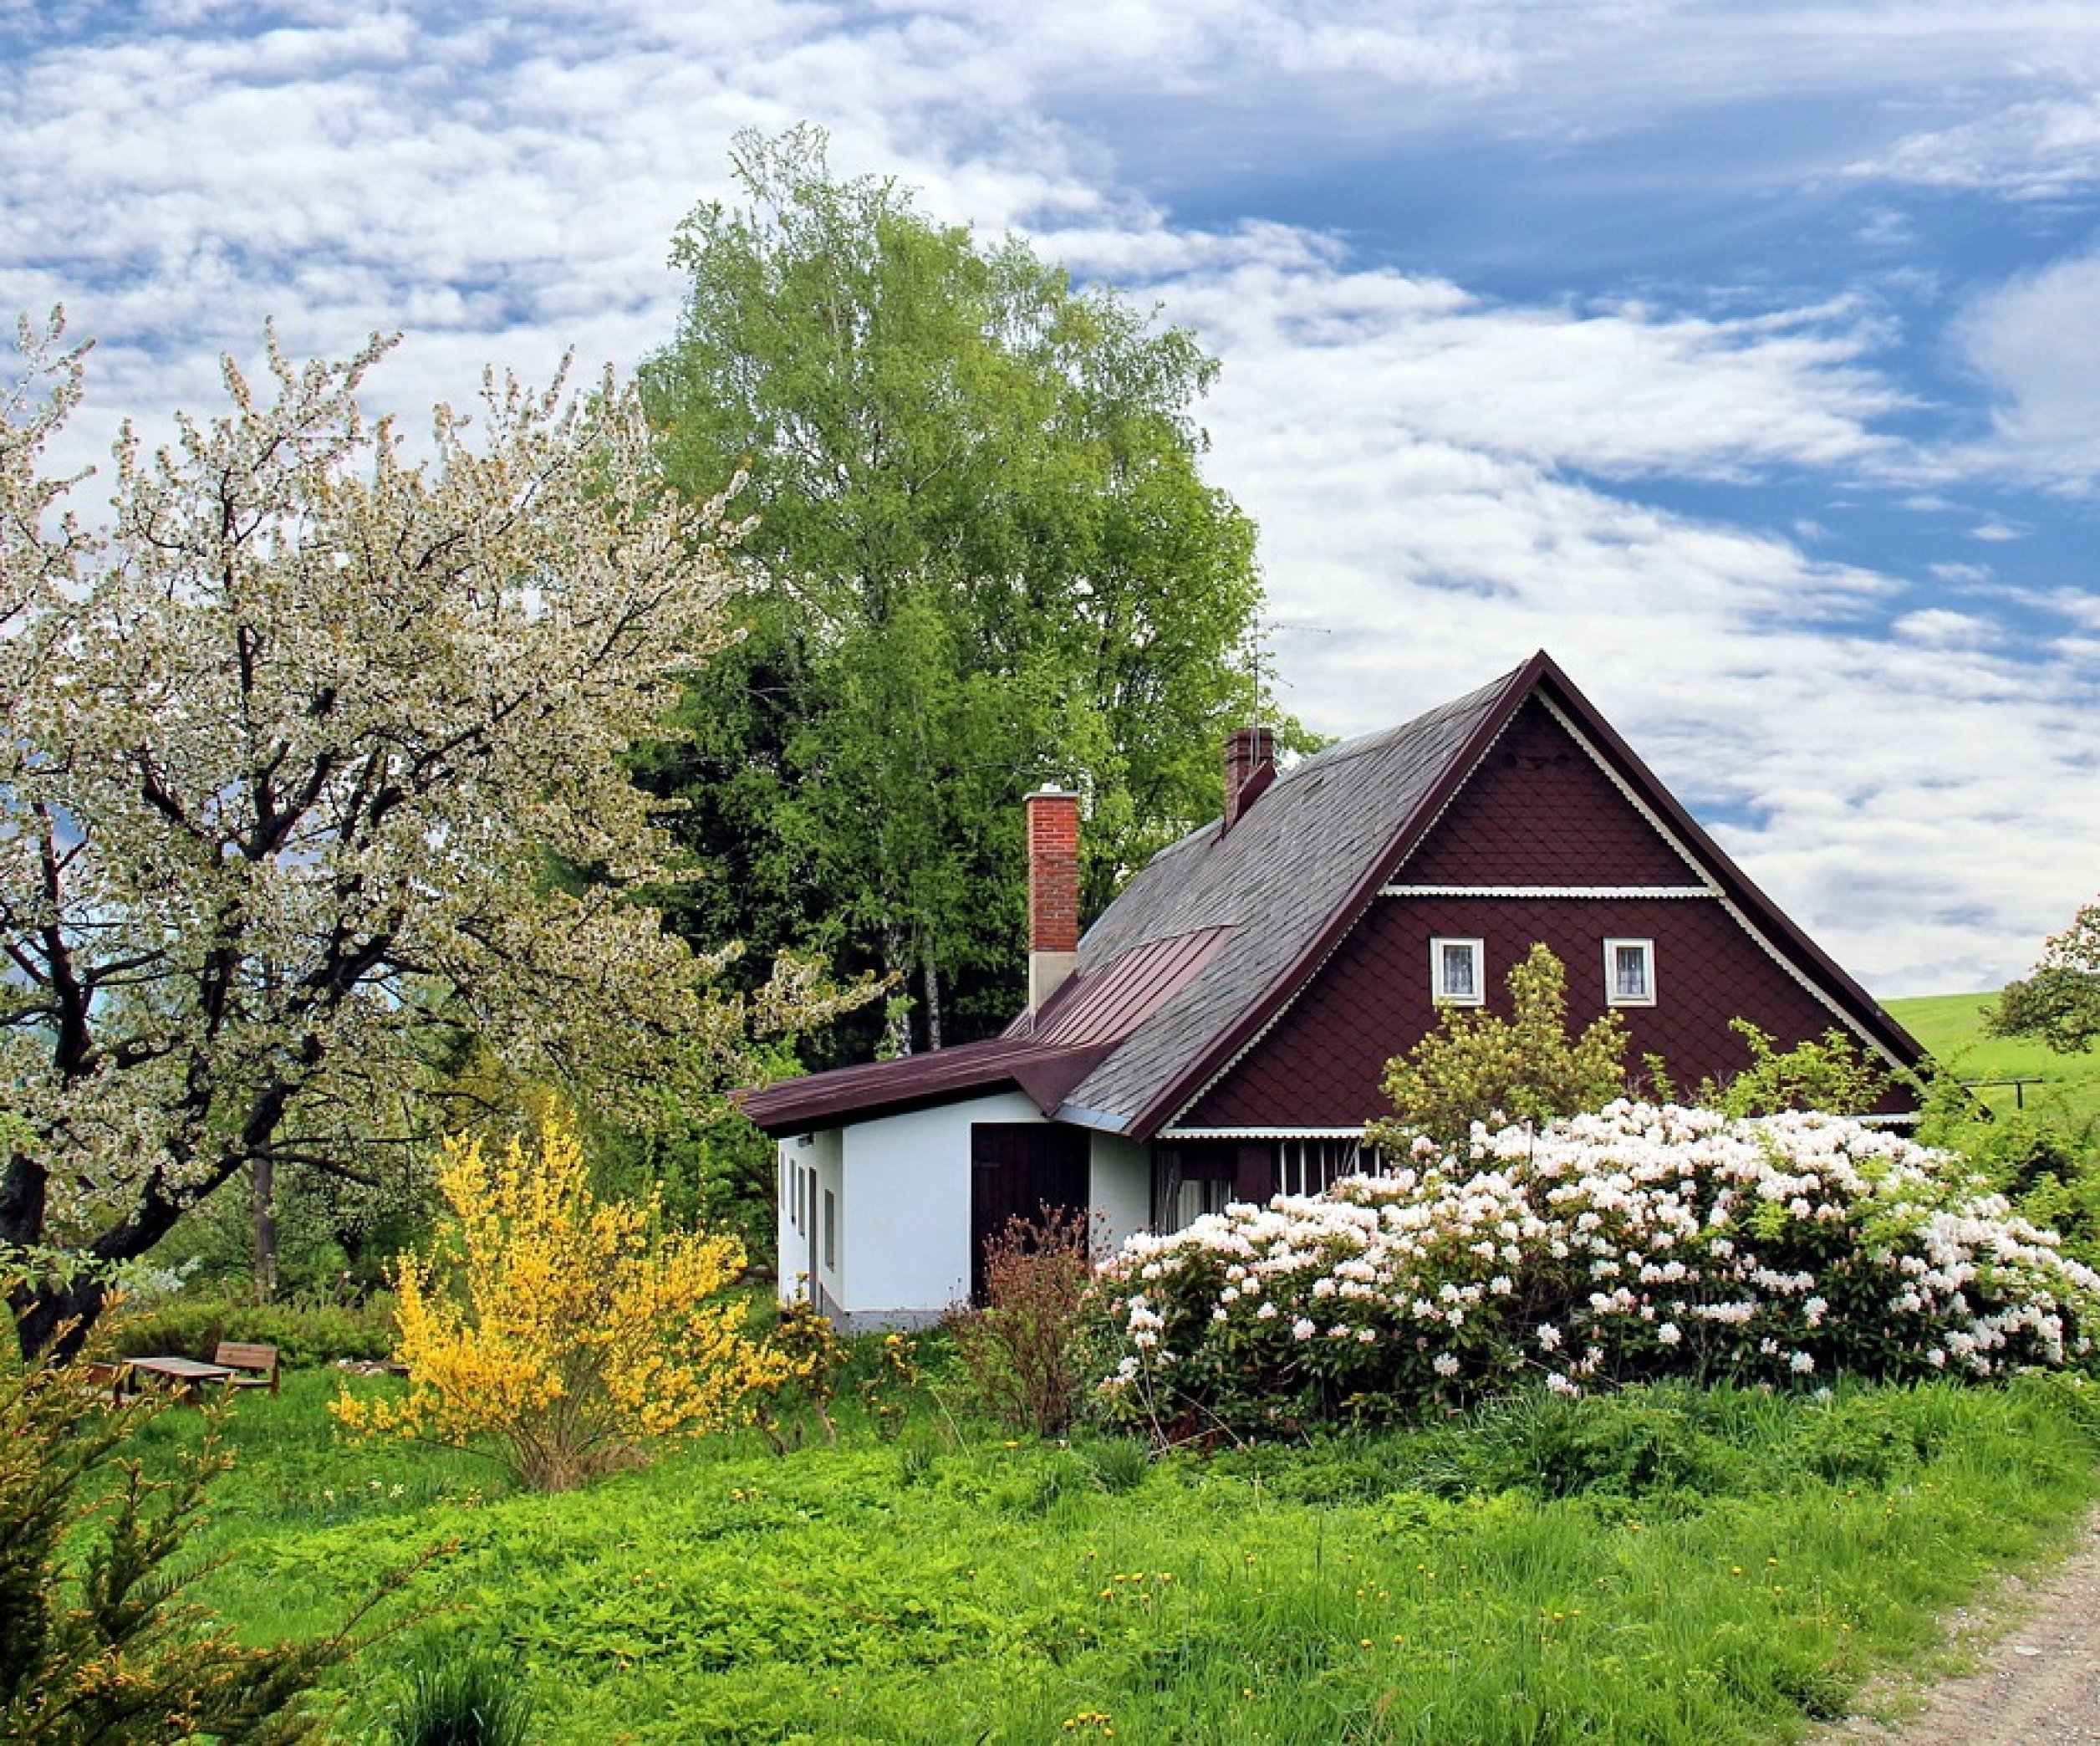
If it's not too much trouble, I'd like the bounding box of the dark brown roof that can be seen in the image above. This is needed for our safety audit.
[738,651,1929,1141]
[738,925,1231,1136]
[737,1033,1114,1136]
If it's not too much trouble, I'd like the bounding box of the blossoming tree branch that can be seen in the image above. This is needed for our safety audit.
[0,310,859,1356]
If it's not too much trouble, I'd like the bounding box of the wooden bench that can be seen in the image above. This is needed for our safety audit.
[75,1360,126,1406]
[212,1341,280,1395]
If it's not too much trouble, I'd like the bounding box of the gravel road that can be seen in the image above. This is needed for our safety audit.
[1818,1511,2100,1744]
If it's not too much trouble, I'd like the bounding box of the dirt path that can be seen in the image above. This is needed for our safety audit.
[1817,1510,2100,1744]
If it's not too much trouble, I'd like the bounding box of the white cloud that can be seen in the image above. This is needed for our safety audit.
[1957,253,2100,481]
[1891,608,1993,647]
[1853,93,2100,200]
[1138,247,2097,994]
[8,0,2100,1000]
[1156,259,1904,483]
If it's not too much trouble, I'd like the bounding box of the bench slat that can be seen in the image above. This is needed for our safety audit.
[212,1341,281,1394]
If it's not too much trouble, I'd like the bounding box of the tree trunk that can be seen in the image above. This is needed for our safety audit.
[8,1152,227,1358]
[252,1155,279,1303]
[923,958,944,1052]
[880,920,915,1057]
[9,1273,107,1364]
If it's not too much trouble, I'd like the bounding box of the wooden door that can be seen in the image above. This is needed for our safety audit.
[968,1123,1088,1303]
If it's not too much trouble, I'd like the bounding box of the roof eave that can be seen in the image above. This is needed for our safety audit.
[1525,656,1931,1074]
[1122,653,1547,1140]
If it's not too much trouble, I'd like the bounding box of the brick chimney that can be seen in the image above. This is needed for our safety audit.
[1025,784,1080,1013]
[1223,726,1277,833]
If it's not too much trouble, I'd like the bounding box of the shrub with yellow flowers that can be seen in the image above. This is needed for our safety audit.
[333,1110,790,1491]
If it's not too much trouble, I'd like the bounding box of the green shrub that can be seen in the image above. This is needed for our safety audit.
[1086,1103,2100,1437]
[383,1636,534,1746]
[1460,1386,1728,1500]
[1368,942,1628,1150]
[0,1304,373,1741]
[1076,1435,1152,1495]
[110,1294,398,1366]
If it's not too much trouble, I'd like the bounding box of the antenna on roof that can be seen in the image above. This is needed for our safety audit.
[1249,619,1328,727]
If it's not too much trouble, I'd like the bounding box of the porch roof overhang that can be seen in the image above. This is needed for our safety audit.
[736,1035,1116,1139]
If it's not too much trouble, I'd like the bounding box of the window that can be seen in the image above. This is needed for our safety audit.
[822,1187,837,1270]
[1173,1174,1236,1228]
[1604,938,1655,1006]
[1430,937,1485,1004]
[1277,1138,1367,1197]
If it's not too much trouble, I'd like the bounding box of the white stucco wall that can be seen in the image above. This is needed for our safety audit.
[774,1128,840,1310]
[1089,1131,1151,1253]
[838,1090,1047,1324]
[774,1096,1163,1330]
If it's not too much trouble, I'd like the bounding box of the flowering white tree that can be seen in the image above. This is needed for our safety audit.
[1990,901,2100,1055]
[0,312,854,1353]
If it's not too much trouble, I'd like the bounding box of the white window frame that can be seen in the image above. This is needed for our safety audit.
[1603,938,1656,1007]
[1430,937,1486,1005]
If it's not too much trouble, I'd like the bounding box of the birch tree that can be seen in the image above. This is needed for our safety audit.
[640,126,1282,1057]
[0,312,851,1353]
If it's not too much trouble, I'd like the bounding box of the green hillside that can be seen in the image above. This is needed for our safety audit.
[1885,991,2100,1126]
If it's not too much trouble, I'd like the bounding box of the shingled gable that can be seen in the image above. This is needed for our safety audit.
[1074,648,1928,1139]
[740,650,1927,1143]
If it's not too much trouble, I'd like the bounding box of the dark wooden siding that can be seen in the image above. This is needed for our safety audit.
[1178,891,1900,1130]
[1394,698,1695,888]
[969,1123,1088,1302]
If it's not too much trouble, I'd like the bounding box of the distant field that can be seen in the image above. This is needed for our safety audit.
[1885,991,2100,1125]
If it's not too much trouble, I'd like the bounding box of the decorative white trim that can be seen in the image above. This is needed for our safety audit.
[1159,1126,1369,1141]
[1714,895,1914,1072]
[1383,884,1714,899]
[1163,688,1911,1129]
[1603,937,1657,1007]
[1536,695,1715,883]
[1431,936,1486,1004]
[1529,697,1910,1070]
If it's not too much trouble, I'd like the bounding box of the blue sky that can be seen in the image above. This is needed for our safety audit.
[5,1,2098,998]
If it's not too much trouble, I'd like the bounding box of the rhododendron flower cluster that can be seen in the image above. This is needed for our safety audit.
[1080,1103,2100,1434]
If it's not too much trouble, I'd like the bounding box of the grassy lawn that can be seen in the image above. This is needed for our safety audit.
[69,994,2100,1741]
[1886,991,2100,1126]
[117,1363,2100,1744]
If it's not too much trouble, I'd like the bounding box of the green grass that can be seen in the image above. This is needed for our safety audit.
[121,1366,2100,1743]
[1887,991,2100,1125]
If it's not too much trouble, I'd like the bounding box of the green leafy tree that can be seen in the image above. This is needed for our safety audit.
[1990,901,2100,1054]
[1367,944,1629,1151]
[1695,1019,1894,1117]
[639,125,1291,1055]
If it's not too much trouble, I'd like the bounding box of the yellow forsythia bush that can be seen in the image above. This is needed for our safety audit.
[333,1110,791,1491]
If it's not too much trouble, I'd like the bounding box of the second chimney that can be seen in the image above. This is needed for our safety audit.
[1025,784,1081,1013]
[1223,726,1277,833]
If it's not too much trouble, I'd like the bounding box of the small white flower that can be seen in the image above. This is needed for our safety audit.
[1433,1353,1461,1378]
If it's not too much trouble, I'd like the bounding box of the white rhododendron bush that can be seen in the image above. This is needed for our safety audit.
[1083,1103,2100,1434]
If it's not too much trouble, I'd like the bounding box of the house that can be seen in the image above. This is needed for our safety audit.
[741,651,1930,1330]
